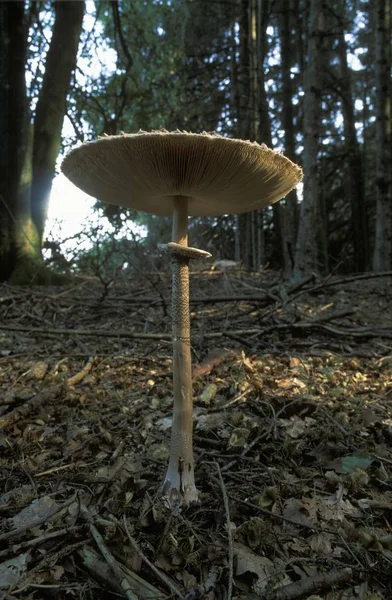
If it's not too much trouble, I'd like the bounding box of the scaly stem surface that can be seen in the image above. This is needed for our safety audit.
[163,196,198,509]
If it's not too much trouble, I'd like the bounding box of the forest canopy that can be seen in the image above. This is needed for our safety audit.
[0,0,391,283]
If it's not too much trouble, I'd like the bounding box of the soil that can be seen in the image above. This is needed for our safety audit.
[0,269,391,600]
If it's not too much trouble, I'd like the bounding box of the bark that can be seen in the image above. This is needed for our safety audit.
[237,0,252,269]
[256,0,281,268]
[256,0,271,147]
[238,0,251,140]
[231,16,243,265]
[249,0,257,142]
[16,123,42,261]
[249,0,260,269]
[293,0,326,281]
[372,0,392,271]
[278,0,299,276]
[31,0,84,245]
[231,21,240,130]
[0,2,28,281]
[337,10,368,272]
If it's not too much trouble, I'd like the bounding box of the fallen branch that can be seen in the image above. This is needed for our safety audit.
[214,462,233,600]
[0,391,35,407]
[257,320,392,339]
[78,543,166,599]
[80,504,138,600]
[5,319,388,344]
[0,494,76,543]
[274,566,352,599]
[121,514,183,599]
[310,270,392,288]
[0,323,171,339]
[0,383,64,430]
[0,323,259,340]
[0,525,84,559]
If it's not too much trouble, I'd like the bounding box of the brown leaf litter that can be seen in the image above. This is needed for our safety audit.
[0,269,391,599]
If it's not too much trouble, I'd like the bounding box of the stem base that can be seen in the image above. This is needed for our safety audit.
[163,460,199,511]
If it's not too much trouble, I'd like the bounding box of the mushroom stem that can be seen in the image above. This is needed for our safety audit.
[163,196,199,509]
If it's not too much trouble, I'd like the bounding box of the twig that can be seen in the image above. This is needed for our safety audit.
[0,494,76,542]
[110,440,126,461]
[214,462,233,600]
[0,323,260,340]
[224,331,254,347]
[78,544,165,598]
[0,384,64,430]
[80,504,138,600]
[121,514,183,599]
[222,425,274,472]
[255,320,392,339]
[233,496,337,535]
[0,323,172,339]
[67,356,94,386]
[0,526,84,559]
[274,566,352,599]
[35,462,92,477]
[0,391,35,407]
[312,270,392,288]
[285,274,315,294]
[3,317,390,346]
[12,541,86,595]
[183,567,220,600]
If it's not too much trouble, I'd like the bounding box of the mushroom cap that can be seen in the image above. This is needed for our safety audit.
[61,130,302,217]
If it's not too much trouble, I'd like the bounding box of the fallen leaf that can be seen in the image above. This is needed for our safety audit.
[308,533,333,555]
[193,348,233,378]
[12,496,59,529]
[25,361,49,381]
[195,412,226,431]
[289,357,302,370]
[320,495,357,522]
[198,383,218,405]
[283,497,318,527]
[234,542,274,585]
[0,552,29,589]
[325,454,373,474]
[228,427,250,448]
[277,377,306,390]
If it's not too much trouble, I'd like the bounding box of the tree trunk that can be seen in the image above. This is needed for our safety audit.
[0,2,28,281]
[238,0,250,140]
[256,0,282,268]
[237,0,252,269]
[372,0,392,271]
[256,0,271,148]
[293,0,326,281]
[31,0,84,245]
[249,0,257,142]
[279,0,299,277]
[231,20,241,131]
[337,10,368,272]
[249,0,260,269]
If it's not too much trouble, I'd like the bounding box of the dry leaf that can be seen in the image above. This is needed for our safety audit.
[282,497,318,527]
[25,361,49,381]
[234,542,274,586]
[0,552,29,589]
[198,383,218,405]
[11,496,59,529]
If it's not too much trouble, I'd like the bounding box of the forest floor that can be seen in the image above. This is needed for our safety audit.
[0,268,392,600]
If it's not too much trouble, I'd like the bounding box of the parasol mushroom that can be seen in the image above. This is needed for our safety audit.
[61,130,302,510]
